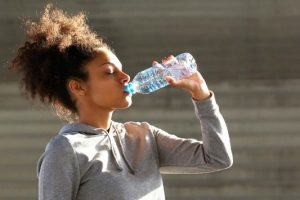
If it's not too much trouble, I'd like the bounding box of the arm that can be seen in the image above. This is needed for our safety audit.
[152,91,233,174]
[151,55,233,174]
[37,135,80,200]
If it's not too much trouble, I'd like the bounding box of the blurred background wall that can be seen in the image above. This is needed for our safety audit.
[0,0,299,199]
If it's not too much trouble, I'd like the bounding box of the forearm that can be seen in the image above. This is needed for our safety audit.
[154,91,233,174]
[192,91,233,169]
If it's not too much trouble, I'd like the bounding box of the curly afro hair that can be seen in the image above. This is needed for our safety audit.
[9,4,112,122]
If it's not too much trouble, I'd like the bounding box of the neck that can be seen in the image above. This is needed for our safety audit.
[78,106,114,130]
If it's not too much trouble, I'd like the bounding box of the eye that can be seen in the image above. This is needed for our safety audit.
[106,70,116,75]
[104,65,115,74]
[106,70,115,74]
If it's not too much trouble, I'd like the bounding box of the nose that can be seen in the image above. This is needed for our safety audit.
[120,72,130,84]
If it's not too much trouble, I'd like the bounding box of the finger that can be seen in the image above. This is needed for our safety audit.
[163,55,175,62]
[152,60,165,70]
[165,76,176,85]
[168,55,175,60]
[162,55,178,66]
[152,60,159,66]
[165,76,190,89]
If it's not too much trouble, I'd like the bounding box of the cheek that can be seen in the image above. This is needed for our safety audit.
[88,81,118,103]
[87,76,109,93]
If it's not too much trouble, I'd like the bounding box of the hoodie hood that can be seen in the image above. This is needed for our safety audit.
[58,122,113,136]
[60,121,135,174]
[37,121,136,178]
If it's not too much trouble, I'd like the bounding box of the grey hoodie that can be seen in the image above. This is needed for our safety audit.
[37,92,233,200]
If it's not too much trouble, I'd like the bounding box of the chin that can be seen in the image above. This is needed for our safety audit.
[117,104,132,110]
[118,99,132,109]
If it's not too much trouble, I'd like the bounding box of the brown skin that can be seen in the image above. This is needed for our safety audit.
[157,55,211,101]
[68,50,211,130]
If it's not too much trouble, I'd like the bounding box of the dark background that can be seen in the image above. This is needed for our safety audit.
[0,0,299,199]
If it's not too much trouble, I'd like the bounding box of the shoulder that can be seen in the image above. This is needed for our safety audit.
[113,121,156,138]
[45,134,75,155]
[37,134,77,177]
[123,121,152,132]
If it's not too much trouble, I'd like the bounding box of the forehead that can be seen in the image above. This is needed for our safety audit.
[94,49,122,69]
[84,48,122,70]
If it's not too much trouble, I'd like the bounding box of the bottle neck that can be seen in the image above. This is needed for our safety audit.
[124,82,136,94]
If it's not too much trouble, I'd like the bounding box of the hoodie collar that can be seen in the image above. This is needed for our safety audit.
[58,121,115,136]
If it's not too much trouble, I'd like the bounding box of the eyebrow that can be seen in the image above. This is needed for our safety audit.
[101,62,115,67]
[101,62,122,70]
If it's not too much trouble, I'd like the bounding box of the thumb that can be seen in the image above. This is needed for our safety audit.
[165,76,176,85]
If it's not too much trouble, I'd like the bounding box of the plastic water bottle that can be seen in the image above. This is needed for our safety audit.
[124,52,197,94]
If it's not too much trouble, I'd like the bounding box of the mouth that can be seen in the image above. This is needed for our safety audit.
[124,91,132,96]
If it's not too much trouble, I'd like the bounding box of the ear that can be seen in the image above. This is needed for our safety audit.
[67,78,87,97]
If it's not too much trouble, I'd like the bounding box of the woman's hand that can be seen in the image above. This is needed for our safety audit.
[153,55,211,101]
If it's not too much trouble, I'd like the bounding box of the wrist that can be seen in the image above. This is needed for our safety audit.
[191,89,211,101]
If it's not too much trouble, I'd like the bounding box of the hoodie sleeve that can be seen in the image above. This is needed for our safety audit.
[151,91,233,174]
[37,135,80,200]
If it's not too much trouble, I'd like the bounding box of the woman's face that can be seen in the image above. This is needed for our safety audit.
[81,49,132,111]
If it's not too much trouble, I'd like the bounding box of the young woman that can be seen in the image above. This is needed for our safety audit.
[10,5,233,200]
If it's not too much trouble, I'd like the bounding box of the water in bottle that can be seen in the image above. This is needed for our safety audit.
[124,52,197,94]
